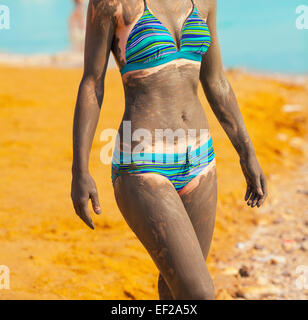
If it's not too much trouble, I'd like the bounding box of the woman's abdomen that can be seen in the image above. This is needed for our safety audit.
[118,62,210,153]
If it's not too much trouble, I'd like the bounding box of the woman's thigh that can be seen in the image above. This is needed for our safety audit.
[112,173,214,299]
[179,161,217,260]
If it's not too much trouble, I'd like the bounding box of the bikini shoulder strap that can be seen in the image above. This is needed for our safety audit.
[143,0,148,10]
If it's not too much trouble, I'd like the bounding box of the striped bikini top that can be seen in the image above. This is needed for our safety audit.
[120,0,211,75]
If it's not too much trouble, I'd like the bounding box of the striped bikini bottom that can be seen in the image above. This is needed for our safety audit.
[111,136,215,192]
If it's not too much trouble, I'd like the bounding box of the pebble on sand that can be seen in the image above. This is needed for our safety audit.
[241,285,281,299]
[282,104,303,112]
[253,244,265,250]
[222,267,239,276]
[270,256,287,265]
[236,242,251,250]
[239,265,250,278]
[251,255,287,264]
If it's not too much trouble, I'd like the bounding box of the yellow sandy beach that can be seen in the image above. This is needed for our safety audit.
[0,64,307,299]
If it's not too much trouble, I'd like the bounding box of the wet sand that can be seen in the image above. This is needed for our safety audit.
[0,64,307,299]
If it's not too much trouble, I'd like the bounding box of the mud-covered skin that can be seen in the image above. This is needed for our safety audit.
[110,0,212,154]
[71,0,268,300]
[112,167,217,300]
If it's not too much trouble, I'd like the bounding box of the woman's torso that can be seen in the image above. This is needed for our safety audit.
[111,0,211,152]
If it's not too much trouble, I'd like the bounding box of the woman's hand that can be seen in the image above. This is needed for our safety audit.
[71,172,102,229]
[240,155,268,208]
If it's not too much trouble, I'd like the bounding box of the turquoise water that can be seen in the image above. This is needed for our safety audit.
[218,0,308,74]
[0,0,307,73]
[0,0,74,54]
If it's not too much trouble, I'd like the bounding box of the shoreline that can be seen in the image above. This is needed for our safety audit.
[1,51,307,83]
[0,51,117,69]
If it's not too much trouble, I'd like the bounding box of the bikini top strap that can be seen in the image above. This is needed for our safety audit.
[191,0,195,8]
[143,0,148,10]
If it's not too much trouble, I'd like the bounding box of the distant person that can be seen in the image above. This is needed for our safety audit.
[69,0,86,51]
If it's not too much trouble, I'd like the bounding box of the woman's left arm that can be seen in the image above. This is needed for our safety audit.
[199,0,267,207]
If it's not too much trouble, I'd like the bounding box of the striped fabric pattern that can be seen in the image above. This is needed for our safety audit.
[111,137,215,192]
[122,1,211,73]
[125,8,177,64]
[180,6,211,54]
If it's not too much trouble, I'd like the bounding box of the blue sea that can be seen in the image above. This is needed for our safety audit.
[0,0,307,73]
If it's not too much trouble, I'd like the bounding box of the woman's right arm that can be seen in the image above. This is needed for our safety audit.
[71,0,116,229]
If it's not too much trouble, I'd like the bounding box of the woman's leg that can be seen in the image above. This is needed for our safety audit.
[181,162,217,259]
[158,272,174,300]
[113,173,215,300]
[157,162,217,299]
